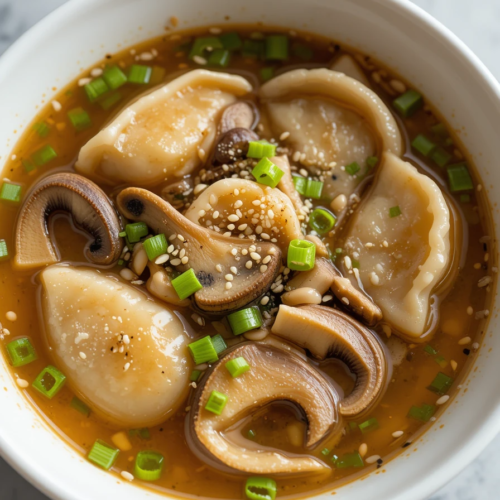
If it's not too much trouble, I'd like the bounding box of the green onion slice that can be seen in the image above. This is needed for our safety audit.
[227,306,262,336]
[424,345,438,355]
[99,92,122,110]
[84,77,109,102]
[242,39,265,58]
[431,147,452,168]
[411,134,437,157]
[32,144,57,167]
[389,206,402,218]
[190,369,202,382]
[304,179,323,199]
[359,417,379,434]
[135,450,164,481]
[265,35,289,61]
[309,208,336,235]
[251,158,284,188]
[68,107,92,132]
[393,89,423,117]
[366,156,379,169]
[292,175,307,195]
[208,49,231,67]
[171,268,203,300]
[205,390,228,415]
[287,239,316,271]
[102,65,128,90]
[220,32,242,51]
[32,365,66,399]
[33,122,50,138]
[447,163,473,192]
[211,334,227,355]
[0,183,22,204]
[188,336,219,365]
[142,234,168,261]
[87,439,119,470]
[335,451,364,468]
[125,222,148,243]
[128,65,152,84]
[225,356,251,378]
[247,140,277,159]
[345,162,361,176]
[129,428,151,440]
[71,396,91,417]
[0,239,9,261]
[427,372,453,395]
[245,477,277,500]
[407,403,436,422]
[189,37,223,59]
[6,338,37,367]
[149,66,166,85]
[260,67,275,82]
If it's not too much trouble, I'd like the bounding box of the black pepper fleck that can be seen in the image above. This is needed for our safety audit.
[402,442,411,448]
[463,348,471,355]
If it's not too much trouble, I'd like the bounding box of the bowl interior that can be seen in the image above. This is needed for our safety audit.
[0,0,499,499]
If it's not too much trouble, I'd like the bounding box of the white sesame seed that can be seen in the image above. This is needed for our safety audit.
[260,265,268,273]
[322,295,333,302]
[436,395,450,405]
[78,77,91,86]
[245,261,253,269]
[230,248,238,256]
[16,378,29,388]
[121,471,134,481]
[215,264,222,272]
[370,272,380,286]
[365,455,381,464]
[467,306,473,315]
[299,168,308,177]
[170,258,181,266]
[225,274,233,281]
[227,224,235,230]
[472,342,480,350]
[178,235,185,242]
[458,336,471,345]
[234,200,243,209]
[344,256,352,270]
[79,352,87,360]
[90,67,103,77]
[51,100,62,112]
[451,360,458,371]
[155,254,169,265]
[274,284,284,293]
[198,148,206,161]
[359,443,368,457]
[392,431,404,438]
[225,282,233,290]
[228,214,239,222]
[230,266,237,274]
[342,297,350,305]
[478,276,492,288]
[120,269,136,281]
[280,131,290,140]
[6,311,17,322]
[167,244,175,253]
[181,256,189,264]
[250,252,261,261]
[193,55,207,65]
[124,363,130,372]
[261,296,270,305]
[169,234,177,241]
[262,255,272,264]
[209,27,222,34]
[213,211,220,219]
[198,209,206,217]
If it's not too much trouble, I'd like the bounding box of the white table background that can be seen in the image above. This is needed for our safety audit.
[0,0,499,498]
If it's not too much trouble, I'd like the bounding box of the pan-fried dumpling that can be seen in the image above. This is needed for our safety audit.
[259,68,401,200]
[39,265,192,427]
[184,177,303,253]
[76,70,252,186]
[341,152,452,339]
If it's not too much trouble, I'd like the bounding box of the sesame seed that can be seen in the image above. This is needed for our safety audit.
[193,55,207,65]
[223,231,232,237]
[370,272,380,286]
[392,431,404,438]
[260,265,268,273]
[227,224,235,230]
[79,352,87,360]
[344,256,352,269]
[436,395,450,405]
[280,131,290,140]
[230,266,237,274]
[225,274,233,281]
[242,249,248,255]
[213,211,220,219]
[342,297,350,305]
[198,148,206,161]
[225,282,233,290]
[250,252,261,261]
[198,209,206,217]
[170,258,181,266]
[261,296,270,305]
[179,249,186,258]
[216,264,222,272]
[121,471,134,481]
[472,342,480,350]
[458,336,471,345]
[466,306,473,315]
[51,100,62,112]
[252,199,261,206]
[234,189,240,196]
[262,255,272,264]
[91,67,103,77]
[365,455,381,464]
[359,443,368,457]
[322,295,333,302]
[124,363,130,372]
[274,284,284,293]
[167,244,175,253]
[155,254,169,265]
[234,200,243,208]
[169,234,177,241]
[6,311,17,322]
[231,248,238,256]
[451,360,458,371]
[178,235,185,242]
[16,378,29,388]
[478,276,492,288]
[228,214,239,222]
[78,77,91,86]
[299,168,308,177]
[181,256,189,264]
[120,269,136,281]
[245,261,253,269]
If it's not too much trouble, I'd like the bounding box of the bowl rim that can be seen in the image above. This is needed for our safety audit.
[1,0,500,499]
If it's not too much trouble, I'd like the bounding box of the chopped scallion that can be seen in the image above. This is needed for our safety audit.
[149,66,166,85]
[189,37,223,59]
[135,450,164,481]
[125,222,148,243]
[241,39,265,58]
[304,179,323,199]
[0,239,8,261]
[33,122,50,138]
[251,157,284,188]
[142,234,167,261]
[128,65,152,84]
[424,345,438,355]
[292,44,314,60]
[430,123,448,138]
[67,107,92,132]
[22,159,36,173]
[447,163,473,192]
[129,428,151,440]
[102,65,128,90]
[87,439,119,470]
[321,448,330,456]
[32,144,57,167]
[99,92,122,110]
[366,156,379,169]
[359,417,379,434]
[247,140,277,159]
[171,268,203,300]
[0,182,22,204]
[32,365,66,399]
[220,32,242,51]
[345,162,361,176]
[211,334,227,355]
[6,337,37,367]
[411,134,437,157]
[84,77,109,102]
[309,208,336,234]
[190,370,202,382]
[71,396,91,417]
[228,307,262,336]
[247,429,256,439]
[245,477,277,500]
[434,355,448,369]
[389,206,402,218]
[393,89,423,117]
[431,147,452,168]
[205,390,228,415]
[188,336,218,365]
[460,194,471,203]
[225,357,251,378]
[265,35,289,60]
[208,48,231,67]
[427,372,453,395]
[334,451,364,468]
[260,67,274,82]
[292,175,307,195]
[287,239,316,271]
[407,403,435,422]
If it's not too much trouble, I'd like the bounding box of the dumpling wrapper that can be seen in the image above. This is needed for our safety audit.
[342,152,451,339]
[259,68,401,200]
[184,177,303,253]
[330,54,370,87]
[39,265,192,427]
[76,70,252,186]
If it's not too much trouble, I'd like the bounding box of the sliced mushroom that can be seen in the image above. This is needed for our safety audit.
[286,258,338,295]
[272,155,305,215]
[161,179,194,209]
[14,173,122,270]
[219,101,256,134]
[184,178,303,254]
[117,188,282,313]
[213,128,259,164]
[272,305,389,419]
[188,342,340,474]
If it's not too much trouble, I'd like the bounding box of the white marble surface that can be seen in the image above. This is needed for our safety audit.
[0,0,499,498]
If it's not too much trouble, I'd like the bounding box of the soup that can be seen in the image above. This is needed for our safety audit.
[0,24,494,500]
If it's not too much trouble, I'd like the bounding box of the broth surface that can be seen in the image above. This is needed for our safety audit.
[0,24,495,499]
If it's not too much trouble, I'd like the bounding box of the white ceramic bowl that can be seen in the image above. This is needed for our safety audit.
[0,0,499,499]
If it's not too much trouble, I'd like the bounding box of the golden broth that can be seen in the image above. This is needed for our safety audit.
[0,24,495,500]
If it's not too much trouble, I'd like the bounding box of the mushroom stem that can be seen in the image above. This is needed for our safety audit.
[14,173,122,269]
[117,188,282,313]
[272,305,389,419]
